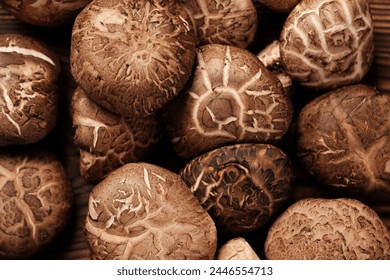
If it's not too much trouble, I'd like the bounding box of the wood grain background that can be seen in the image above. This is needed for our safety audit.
[1,1,389,260]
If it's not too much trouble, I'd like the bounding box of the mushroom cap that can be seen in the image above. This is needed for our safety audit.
[280,0,374,90]
[296,84,390,202]
[1,0,91,27]
[180,143,294,234]
[71,87,162,183]
[217,237,260,260]
[0,148,72,259]
[264,198,390,260]
[84,162,217,260]
[179,0,258,48]
[0,33,60,146]
[71,0,197,117]
[163,43,293,159]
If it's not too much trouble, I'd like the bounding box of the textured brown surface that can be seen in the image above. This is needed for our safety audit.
[179,0,258,48]
[297,84,390,202]
[180,143,294,234]
[163,43,293,159]
[71,87,163,183]
[217,237,260,260]
[0,33,60,146]
[1,1,390,260]
[280,0,374,90]
[70,0,197,117]
[85,162,217,260]
[265,198,390,260]
[1,0,91,27]
[0,148,72,259]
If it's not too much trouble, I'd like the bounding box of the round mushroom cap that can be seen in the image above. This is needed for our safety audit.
[296,84,390,202]
[0,148,72,259]
[264,198,390,260]
[217,237,260,260]
[180,143,294,234]
[0,33,60,146]
[1,0,92,27]
[85,162,217,260]
[178,0,258,48]
[71,0,197,117]
[163,44,293,159]
[280,0,374,90]
[71,87,162,183]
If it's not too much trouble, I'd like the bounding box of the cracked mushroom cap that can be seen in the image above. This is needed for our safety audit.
[264,198,390,260]
[0,33,60,146]
[280,0,374,90]
[85,162,217,260]
[163,44,293,159]
[180,143,294,234]
[71,0,197,117]
[296,84,390,202]
[178,0,258,48]
[71,87,162,183]
[0,148,72,259]
[217,237,260,260]
[1,0,92,27]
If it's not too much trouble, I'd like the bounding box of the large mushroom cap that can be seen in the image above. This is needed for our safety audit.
[71,0,197,117]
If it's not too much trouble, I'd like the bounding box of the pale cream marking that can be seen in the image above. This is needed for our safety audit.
[205,106,238,130]
[89,197,101,220]
[73,113,107,148]
[222,46,232,87]
[178,15,191,32]
[196,51,213,92]
[90,7,128,32]
[191,169,205,193]
[385,161,390,173]
[189,91,200,99]
[143,168,152,197]
[0,45,55,66]
[237,69,263,95]
[151,172,166,182]
[0,74,22,135]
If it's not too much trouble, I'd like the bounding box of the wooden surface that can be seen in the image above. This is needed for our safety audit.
[1,1,390,260]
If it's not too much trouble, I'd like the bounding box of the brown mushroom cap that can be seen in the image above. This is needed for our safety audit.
[0,33,60,146]
[1,0,91,27]
[163,44,293,159]
[178,0,258,48]
[71,0,197,117]
[280,0,374,90]
[71,87,162,183]
[296,84,390,202]
[84,162,217,260]
[180,143,294,234]
[264,198,390,260]
[217,237,260,260]
[0,148,72,259]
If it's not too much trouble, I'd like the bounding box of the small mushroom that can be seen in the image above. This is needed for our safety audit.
[296,84,390,202]
[71,0,197,117]
[280,0,374,90]
[178,0,258,48]
[1,0,91,27]
[217,237,260,260]
[0,147,72,259]
[71,87,162,183]
[84,162,217,260]
[180,143,294,234]
[0,33,60,146]
[264,198,390,260]
[163,44,293,159]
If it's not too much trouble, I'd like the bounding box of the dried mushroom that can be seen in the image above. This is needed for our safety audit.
[0,34,60,146]
[280,0,374,90]
[265,198,390,260]
[163,44,293,159]
[178,0,257,48]
[85,162,217,260]
[71,0,197,117]
[71,87,162,183]
[180,143,294,234]
[1,0,91,26]
[296,84,390,202]
[217,237,260,260]
[0,148,72,259]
